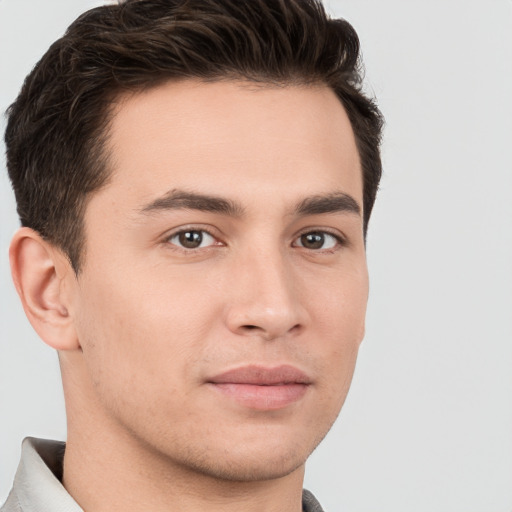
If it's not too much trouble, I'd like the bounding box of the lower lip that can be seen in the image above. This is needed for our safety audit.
[208,383,309,410]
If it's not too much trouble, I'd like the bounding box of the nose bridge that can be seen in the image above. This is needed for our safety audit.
[226,244,305,339]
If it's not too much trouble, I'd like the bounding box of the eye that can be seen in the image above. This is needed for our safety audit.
[167,229,217,250]
[294,231,341,250]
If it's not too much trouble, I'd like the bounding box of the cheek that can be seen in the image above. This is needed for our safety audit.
[307,263,368,397]
[311,261,369,339]
[72,269,159,390]
[73,259,222,391]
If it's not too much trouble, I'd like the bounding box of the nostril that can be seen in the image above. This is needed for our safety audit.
[242,325,259,330]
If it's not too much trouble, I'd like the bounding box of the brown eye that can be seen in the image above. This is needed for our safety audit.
[295,231,339,250]
[179,231,203,248]
[300,232,325,249]
[168,230,215,249]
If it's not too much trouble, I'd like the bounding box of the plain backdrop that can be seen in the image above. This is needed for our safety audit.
[1,1,511,511]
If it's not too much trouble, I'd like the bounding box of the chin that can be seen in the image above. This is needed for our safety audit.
[181,446,308,483]
[155,425,331,483]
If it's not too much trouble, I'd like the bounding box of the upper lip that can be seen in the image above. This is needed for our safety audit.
[207,365,311,385]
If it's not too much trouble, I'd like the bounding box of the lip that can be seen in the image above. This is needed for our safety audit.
[206,365,311,410]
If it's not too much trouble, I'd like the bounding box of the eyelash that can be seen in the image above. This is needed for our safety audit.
[163,227,346,253]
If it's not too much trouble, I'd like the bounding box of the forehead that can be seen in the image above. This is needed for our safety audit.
[101,80,362,211]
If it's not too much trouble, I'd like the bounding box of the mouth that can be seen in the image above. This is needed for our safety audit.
[206,365,311,410]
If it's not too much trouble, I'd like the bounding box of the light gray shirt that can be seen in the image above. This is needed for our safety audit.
[1,438,324,512]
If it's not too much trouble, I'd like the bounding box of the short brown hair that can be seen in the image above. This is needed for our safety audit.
[5,0,383,273]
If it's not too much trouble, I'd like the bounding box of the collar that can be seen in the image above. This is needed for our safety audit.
[3,437,83,512]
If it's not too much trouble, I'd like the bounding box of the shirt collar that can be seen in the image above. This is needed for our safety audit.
[7,437,83,512]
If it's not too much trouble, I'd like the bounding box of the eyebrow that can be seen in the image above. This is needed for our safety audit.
[139,189,361,218]
[140,189,245,217]
[295,192,361,217]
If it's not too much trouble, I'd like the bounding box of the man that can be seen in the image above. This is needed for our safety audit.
[1,0,383,510]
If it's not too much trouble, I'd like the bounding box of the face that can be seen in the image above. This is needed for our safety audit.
[69,80,368,481]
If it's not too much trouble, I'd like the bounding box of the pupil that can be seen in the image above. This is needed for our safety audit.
[179,231,202,248]
[302,232,324,249]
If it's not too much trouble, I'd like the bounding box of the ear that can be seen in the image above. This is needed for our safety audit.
[9,227,80,350]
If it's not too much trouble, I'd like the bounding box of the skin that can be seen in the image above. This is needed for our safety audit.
[10,80,368,512]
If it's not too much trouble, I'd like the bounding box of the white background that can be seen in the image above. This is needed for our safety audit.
[1,1,511,511]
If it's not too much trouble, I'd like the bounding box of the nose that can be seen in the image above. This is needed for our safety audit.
[224,249,308,341]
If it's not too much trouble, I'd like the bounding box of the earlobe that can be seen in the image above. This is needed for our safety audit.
[9,227,80,351]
